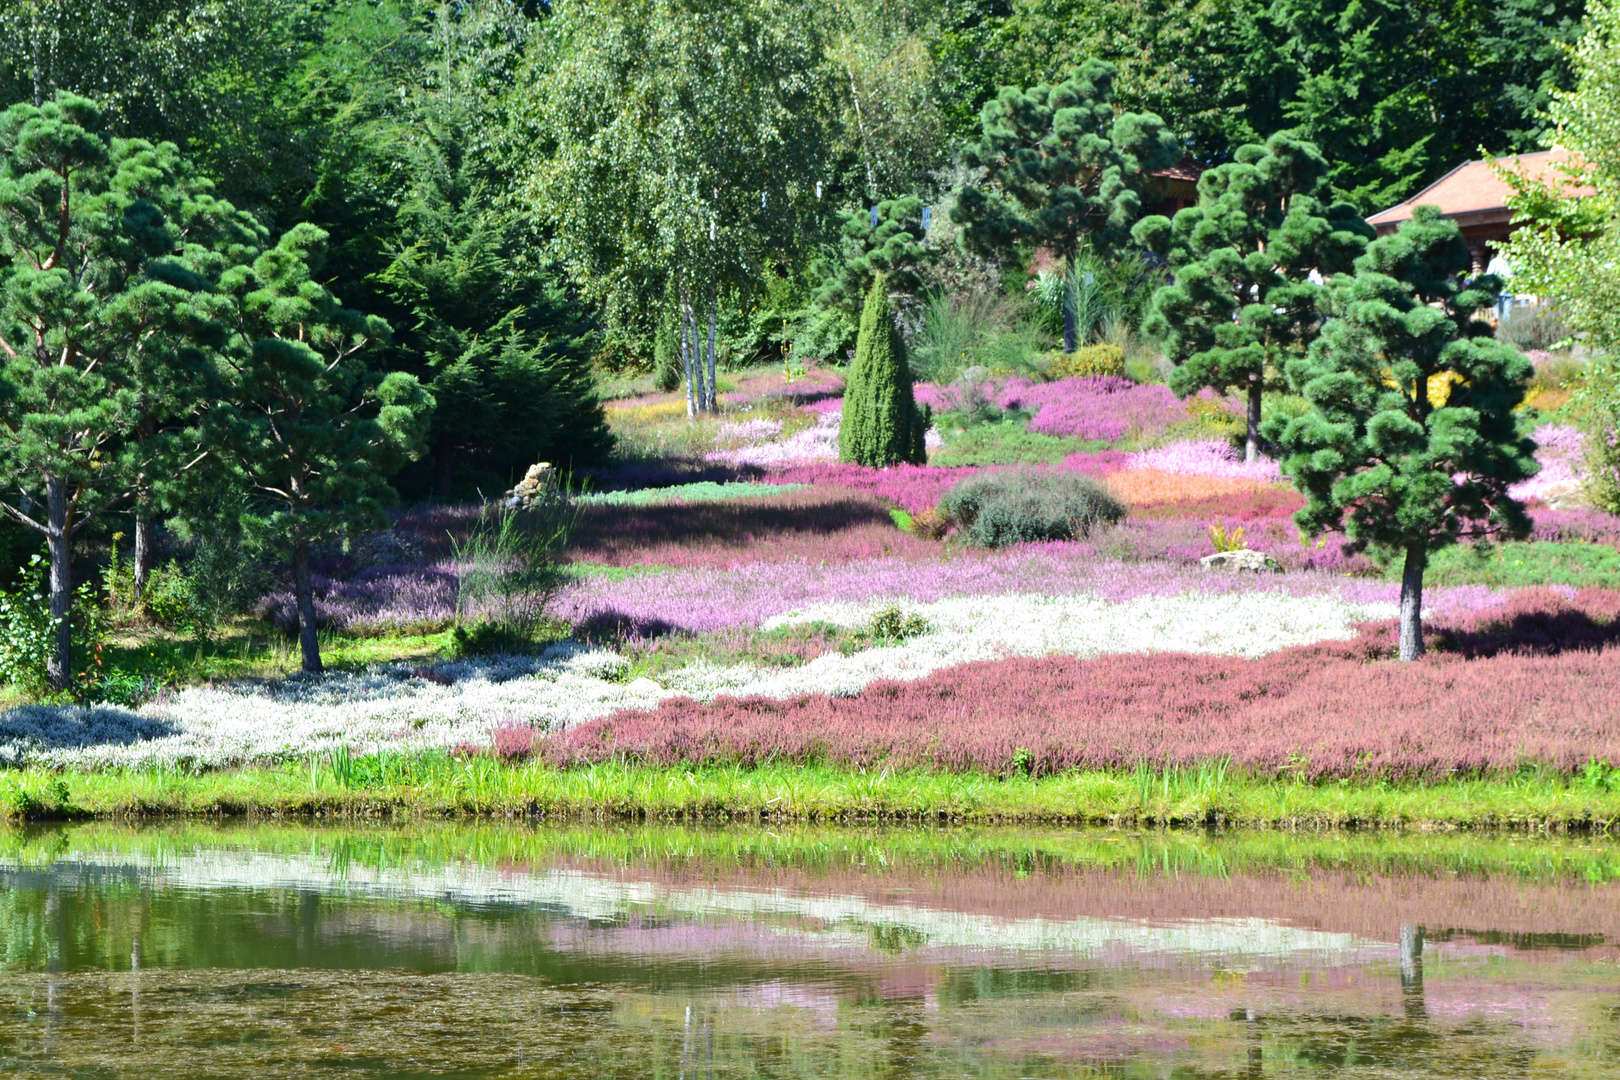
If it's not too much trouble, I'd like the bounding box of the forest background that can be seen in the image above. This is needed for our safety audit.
[0,0,1585,502]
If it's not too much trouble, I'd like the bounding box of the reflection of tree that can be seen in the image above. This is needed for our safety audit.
[1400,923,1427,1021]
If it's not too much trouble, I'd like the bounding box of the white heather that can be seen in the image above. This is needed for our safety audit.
[4,590,1395,770]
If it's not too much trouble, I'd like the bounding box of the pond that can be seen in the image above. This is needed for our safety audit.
[0,823,1617,1077]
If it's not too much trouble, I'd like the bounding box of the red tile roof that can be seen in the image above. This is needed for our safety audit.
[1367,149,1594,227]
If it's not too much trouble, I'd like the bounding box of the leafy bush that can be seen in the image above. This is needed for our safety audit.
[1497,302,1573,351]
[939,468,1127,547]
[0,555,104,700]
[1046,344,1125,379]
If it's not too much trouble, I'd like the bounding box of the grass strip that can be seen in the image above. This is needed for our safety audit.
[5,758,1620,830]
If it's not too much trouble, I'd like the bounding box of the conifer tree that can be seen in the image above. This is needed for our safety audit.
[952,59,1177,351]
[839,277,928,467]
[208,225,434,674]
[0,94,241,688]
[1264,206,1537,661]
[1134,133,1373,460]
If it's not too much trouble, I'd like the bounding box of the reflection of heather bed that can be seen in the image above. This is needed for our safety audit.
[546,591,1620,779]
[555,857,1620,954]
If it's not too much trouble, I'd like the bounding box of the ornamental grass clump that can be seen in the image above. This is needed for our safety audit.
[939,468,1126,547]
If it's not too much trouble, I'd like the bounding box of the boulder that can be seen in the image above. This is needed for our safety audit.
[1200,548,1282,574]
[500,462,558,510]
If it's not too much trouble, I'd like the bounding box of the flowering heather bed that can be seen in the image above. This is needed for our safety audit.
[567,487,942,569]
[1511,423,1584,502]
[1128,439,1282,480]
[556,548,1501,637]
[763,462,984,515]
[918,376,1186,443]
[545,590,1620,780]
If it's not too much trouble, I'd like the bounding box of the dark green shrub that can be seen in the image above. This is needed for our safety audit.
[839,278,930,466]
[939,468,1126,547]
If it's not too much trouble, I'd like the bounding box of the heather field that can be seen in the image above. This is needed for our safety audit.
[7,363,1620,826]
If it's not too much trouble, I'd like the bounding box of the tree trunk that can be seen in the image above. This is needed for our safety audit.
[1398,540,1426,661]
[680,290,698,418]
[1245,379,1263,463]
[1062,274,1078,354]
[45,476,72,691]
[291,537,323,674]
[132,511,155,605]
[705,290,718,413]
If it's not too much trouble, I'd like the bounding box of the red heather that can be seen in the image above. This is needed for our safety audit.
[545,592,1620,780]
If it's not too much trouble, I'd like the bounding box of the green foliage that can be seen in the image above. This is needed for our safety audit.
[1135,132,1373,456]
[807,196,933,345]
[369,2,610,497]
[930,422,1101,467]
[0,93,257,687]
[964,0,1585,213]
[1498,0,1620,514]
[1264,206,1537,656]
[1415,541,1620,589]
[953,59,1176,349]
[1496,303,1573,352]
[939,468,1126,547]
[451,500,576,654]
[839,278,930,466]
[0,555,102,700]
[863,607,930,644]
[910,289,1046,384]
[1046,344,1125,379]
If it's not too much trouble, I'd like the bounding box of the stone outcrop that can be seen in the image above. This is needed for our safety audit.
[500,463,557,510]
[1200,548,1282,573]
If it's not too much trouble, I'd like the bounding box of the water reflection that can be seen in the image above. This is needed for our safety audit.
[0,823,1615,1077]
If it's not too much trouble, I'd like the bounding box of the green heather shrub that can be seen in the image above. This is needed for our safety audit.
[1416,541,1620,589]
[840,278,929,466]
[939,468,1126,547]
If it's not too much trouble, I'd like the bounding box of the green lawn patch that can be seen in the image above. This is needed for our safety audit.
[9,756,1620,830]
[930,420,1107,465]
[1413,541,1620,589]
[579,481,805,507]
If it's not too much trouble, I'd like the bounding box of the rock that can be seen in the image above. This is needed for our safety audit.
[1200,548,1282,574]
[499,462,559,510]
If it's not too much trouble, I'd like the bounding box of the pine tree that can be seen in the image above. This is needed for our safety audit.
[952,59,1177,351]
[839,277,928,467]
[0,94,242,689]
[1133,133,1373,460]
[1264,206,1538,661]
[207,225,434,674]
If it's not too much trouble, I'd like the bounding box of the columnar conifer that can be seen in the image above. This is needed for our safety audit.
[839,277,928,467]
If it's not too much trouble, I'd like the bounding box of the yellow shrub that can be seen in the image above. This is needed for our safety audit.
[1047,344,1126,379]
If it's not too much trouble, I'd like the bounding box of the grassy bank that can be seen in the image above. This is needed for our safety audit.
[5,756,1619,830]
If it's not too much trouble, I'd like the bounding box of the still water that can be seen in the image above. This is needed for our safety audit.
[0,823,1617,1077]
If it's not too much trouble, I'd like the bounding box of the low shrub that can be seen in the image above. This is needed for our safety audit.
[1497,302,1572,352]
[1045,343,1126,379]
[939,468,1126,547]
